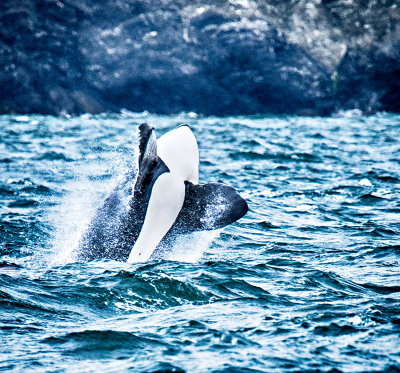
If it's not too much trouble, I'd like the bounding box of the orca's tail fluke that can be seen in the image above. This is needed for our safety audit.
[167,181,248,234]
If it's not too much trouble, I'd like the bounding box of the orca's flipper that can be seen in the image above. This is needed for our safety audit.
[168,182,248,234]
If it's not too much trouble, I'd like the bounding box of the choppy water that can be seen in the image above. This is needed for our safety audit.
[1,112,400,372]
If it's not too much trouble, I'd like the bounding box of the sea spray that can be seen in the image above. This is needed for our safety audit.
[49,157,130,265]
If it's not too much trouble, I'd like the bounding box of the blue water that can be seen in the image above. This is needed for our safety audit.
[1,112,400,372]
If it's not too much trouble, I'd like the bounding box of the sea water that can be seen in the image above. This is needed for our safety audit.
[0,112,399,372]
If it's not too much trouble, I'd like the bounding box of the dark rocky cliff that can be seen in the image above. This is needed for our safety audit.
[1,0,399,116]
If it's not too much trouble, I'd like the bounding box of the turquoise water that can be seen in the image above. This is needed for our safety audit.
[1,112,400,372]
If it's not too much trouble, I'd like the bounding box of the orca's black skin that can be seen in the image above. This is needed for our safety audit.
[76,123,168,261]
[76,123,248,262]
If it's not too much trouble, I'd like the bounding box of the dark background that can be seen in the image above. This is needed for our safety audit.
[1,0,399,116]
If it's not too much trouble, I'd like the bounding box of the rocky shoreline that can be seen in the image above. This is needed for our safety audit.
[1,0,399,116]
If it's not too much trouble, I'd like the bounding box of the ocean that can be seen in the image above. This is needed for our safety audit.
[1,112,399,372]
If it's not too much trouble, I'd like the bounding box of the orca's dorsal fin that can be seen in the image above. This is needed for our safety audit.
[138,123,157,170]
[134,123,161,194]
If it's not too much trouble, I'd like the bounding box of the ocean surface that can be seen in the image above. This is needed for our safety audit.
[1,112,399,372]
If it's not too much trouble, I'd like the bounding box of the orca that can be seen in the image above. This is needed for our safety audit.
[76,123,248,262]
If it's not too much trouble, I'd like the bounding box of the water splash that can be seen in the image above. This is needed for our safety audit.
[48,157,219,265]
[48,166,115,265]
[163,230,221,263]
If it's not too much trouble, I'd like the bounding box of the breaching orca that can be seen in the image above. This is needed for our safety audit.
[76,123,248,262]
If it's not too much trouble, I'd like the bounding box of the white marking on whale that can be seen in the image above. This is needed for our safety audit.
[127,125,199,262]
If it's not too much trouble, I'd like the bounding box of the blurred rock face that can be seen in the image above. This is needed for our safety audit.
[0,0,399,116]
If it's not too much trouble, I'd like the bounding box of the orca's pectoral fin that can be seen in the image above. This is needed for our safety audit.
[170,182,248,234]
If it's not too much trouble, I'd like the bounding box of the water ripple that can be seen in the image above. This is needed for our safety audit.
[0,113,400,371]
